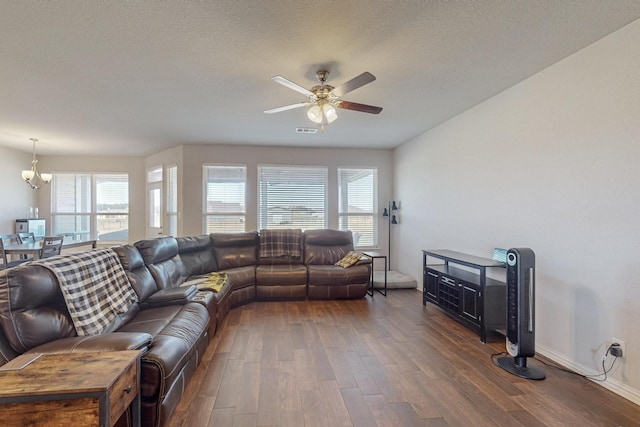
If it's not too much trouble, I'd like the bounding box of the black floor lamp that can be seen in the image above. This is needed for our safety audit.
[381,201,398,270]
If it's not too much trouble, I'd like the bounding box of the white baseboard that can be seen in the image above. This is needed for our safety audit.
[536,343,640,406]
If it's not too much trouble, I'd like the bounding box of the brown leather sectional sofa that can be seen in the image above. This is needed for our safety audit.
[0,229,370,426]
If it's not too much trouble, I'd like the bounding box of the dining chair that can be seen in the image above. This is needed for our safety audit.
[1,234,26,265]
[18,232,36,243]
[40,236,64,258]
[1,234,22,245]
[0,238,25,270]
[17,232,37,261]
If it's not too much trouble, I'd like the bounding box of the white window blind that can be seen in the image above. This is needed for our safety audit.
[258,165,327,230]
[147,167,162,183]
[204,165,246,233]
[52,173,129,242]
[338,168,377,248]
[166,165,178,236]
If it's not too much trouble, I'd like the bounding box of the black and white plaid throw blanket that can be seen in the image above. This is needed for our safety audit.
[33,248,139,336]
[259,229,302,259]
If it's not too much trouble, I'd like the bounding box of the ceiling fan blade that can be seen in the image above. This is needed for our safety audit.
[264,102,309,114]
[337,100,383,114]
[332,72,376,97]
[271,76,314,97]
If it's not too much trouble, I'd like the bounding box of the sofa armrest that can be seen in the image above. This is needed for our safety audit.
[143,285,198,307]
[25,332,152,354]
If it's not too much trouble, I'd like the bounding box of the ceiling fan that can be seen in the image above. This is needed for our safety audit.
[264,70,383,128]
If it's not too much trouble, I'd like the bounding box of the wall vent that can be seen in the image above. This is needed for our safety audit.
[295,127,318,134]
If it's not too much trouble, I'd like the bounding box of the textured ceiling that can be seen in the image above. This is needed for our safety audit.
[1,1,639,157]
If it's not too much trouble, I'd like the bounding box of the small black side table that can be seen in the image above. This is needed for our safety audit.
[363,252,387,297]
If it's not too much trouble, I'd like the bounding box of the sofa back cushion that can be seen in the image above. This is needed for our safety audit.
[113,245,159,302]
[303,229,354,265]
[176,235,217,276]
[211,232,259,270]
[0,265,75,354]
[135,237,186,289]
[258,229,304,265]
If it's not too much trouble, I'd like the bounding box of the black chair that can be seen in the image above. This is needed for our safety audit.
[40,236,64,259]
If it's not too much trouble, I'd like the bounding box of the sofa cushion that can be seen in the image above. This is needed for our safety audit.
[0,265,75,353]
[176,235,217,276]
[26,331,152,354]
[135,237,187,289]
[258,229,303,264]
[211,232,259,270]
[304,229,354,265]
[307,264,371,286]
[117,303,209,400]
[256,264,307,286]
[113,245,159,302]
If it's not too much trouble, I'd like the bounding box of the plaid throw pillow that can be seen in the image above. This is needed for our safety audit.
[335,251,364,268]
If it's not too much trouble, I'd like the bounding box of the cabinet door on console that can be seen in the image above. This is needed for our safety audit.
[460,280,480,324]
[424,269,439,303]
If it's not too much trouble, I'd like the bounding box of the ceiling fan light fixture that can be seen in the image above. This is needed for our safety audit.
[323,103,338,123]
[307,104,323,124]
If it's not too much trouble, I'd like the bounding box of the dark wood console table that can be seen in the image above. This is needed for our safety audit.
[422,250,506,342]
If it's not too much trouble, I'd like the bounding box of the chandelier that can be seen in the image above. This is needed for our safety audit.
[21,138,52,190]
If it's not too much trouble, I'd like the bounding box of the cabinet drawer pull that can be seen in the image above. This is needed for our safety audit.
[124,385,132,394]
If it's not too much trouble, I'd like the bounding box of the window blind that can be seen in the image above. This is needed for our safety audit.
[338,168,377,248]
[204,165,246,233]
[166,165,178,236]
[52,173,129,242]
[258,165,327,230]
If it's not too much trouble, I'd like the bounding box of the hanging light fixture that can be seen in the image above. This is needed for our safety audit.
[21,138,52,190]
[307,99,338,127]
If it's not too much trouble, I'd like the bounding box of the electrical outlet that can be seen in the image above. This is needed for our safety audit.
[612,338,626,358]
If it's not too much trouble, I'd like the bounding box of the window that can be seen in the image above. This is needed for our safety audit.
[258,165,327,230]
[166,165,178,237]
[338,168,377,248]
[204,165,246,233]
[147,166,162,230]
[52,173,129,242]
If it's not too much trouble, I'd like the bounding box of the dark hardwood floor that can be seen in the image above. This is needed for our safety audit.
[167,289,640,426]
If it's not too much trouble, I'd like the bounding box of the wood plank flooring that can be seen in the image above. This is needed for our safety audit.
[167,289,640,426]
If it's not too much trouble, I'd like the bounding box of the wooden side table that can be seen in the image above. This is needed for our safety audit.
[0,350,141,427]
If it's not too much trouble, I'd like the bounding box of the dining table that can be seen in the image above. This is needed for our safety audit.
[4,239,98,261]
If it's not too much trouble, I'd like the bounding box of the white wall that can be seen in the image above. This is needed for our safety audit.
[394,20,640,401]
[0,146,38,234]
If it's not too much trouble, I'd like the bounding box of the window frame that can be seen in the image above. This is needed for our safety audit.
[203,164,247,234]
[51,172,129,243]
[337,167,378,249]
[257,164,328,231]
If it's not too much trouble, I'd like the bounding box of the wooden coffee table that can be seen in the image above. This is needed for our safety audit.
[0,350,141,427]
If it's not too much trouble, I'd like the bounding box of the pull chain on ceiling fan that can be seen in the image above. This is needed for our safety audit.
[264,70,383,129]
